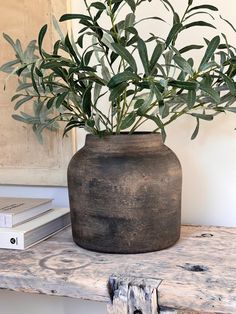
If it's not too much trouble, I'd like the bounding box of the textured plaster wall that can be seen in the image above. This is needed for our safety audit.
[0,1,235,314]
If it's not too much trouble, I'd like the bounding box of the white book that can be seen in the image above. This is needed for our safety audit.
[0,208,70,250]
[0,197,53,227]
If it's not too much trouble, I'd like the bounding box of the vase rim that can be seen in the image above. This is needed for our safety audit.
[86,131,161,137]
[84,132,164,153]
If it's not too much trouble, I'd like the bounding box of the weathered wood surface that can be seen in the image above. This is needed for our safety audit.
[0,225,236,313]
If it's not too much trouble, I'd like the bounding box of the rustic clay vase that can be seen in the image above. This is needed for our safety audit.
[67,133,182,253]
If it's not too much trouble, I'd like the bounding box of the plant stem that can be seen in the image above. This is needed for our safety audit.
[84,0,115,75]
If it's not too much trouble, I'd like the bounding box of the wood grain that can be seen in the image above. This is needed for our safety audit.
[0,225,235,313]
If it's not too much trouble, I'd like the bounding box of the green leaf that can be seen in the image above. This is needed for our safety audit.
[126,34,139,46]
[200,85,220,103]
[137,89,154,114]
[228,57,236,65]
[56,92,68,108]
[77,34,84,48]
[11,94,23,102]
[191,113,214,121]
[63,120,83,137]
[185,11,215,22]
[35,67,43,77]
[217,71,236,96]
[125,13,135,29]
[0,59,20,73]
[108,71,140,88]
[163,50,173,76]
[59,14,92,22]
[198,61,218,72]
[191,118,200,140]
[142,113,164,129]
[187,89,196,109]
[85,119,96,134]
[82,85,92,116]
[84,50,93,66]
[166,23,182,47]
[31,64,39,95]
[16,83,33,92]
[199,36,220,71]
[52,15,65,43]
[134,16,165,25]
[12,114,32,124]
[151,84,163,101]
[38,24,47,57]
[112,43,137,72]
[65,34,80,64]
[134,99,144,109]
[120,112,136,130]
[3,33,16,52]
[101,33,115,51]
[137,38,149,75]
[2,34,24,60]
[111,0,123,14]
[90,2,106,10]
[46,97,56,109]
[173,12,180,24]
[14,96,33,110]
[224,107,236,113]
[124,0,136,12]
[159,100,169,118]
[109,82,128,101]
[100,58,111,82]
[220,15,236,33]
[179,45,204,54]
[183,21,216,30]
[173,55,193,75]
[149,43,163,72]
[161,0,176,15]
[94,83,102,104]
[168,80,198,90]
[188,5,218,12]
[16,65,27,77]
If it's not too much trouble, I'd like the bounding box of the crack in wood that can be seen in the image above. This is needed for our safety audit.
[177,263,209,272]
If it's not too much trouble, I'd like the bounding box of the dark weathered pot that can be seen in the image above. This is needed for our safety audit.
[67,133,182,253]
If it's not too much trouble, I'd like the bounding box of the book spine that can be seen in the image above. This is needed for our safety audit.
[0,214,12,228]
[0,231,24,249]
[0,203,52,228]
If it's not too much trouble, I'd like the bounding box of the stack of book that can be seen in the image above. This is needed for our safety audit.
[0,197,70,250]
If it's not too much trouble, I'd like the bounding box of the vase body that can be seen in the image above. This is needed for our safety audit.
[67,133,182,253]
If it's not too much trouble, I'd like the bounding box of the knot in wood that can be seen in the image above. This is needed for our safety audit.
[179,263,209,272]
[196,233,214,238]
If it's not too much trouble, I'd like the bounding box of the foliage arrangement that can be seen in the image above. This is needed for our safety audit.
[1,0,236,141]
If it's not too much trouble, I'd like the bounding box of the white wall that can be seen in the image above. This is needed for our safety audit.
[69,0,236,227]
[0,1,236,313]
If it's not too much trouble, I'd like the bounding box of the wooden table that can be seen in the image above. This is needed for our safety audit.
[0,225,235,314]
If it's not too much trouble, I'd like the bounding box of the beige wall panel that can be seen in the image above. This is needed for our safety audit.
[0,0,75,186]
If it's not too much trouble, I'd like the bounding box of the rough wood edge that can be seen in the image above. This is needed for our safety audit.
[107,276,161,314]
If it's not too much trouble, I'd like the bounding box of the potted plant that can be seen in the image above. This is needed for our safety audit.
[1,0,236,253]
